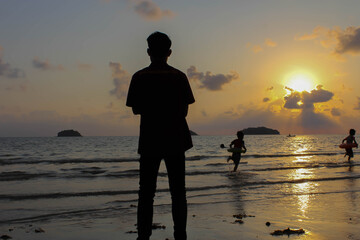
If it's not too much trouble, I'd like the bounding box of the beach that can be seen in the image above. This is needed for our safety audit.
[1,135,359,239]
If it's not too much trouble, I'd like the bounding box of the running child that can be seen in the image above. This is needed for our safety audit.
[342,128,358,162]
[227,131,247,172]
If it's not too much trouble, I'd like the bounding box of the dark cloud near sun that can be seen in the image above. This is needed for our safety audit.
[187,66,239,91]
[284,85,334,110]
[0,46,25,79]
[283,85,337,133]
[263,97,270,103]
[32,57,64,71]
[283,91,302,109]
[109,62,130,100]
[133,0,175,21]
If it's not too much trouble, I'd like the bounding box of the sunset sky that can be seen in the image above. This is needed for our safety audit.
[1,0,360,136]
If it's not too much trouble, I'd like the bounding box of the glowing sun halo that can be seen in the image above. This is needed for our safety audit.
[286,73,315,92]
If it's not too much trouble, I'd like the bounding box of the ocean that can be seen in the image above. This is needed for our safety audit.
[0,135,359,240]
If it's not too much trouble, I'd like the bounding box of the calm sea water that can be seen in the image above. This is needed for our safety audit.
[0,135,359,238]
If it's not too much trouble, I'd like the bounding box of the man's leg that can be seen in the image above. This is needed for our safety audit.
[164,154,187,240]
[137,155,162,240]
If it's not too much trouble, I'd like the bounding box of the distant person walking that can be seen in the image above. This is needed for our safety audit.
[126,32,195,240]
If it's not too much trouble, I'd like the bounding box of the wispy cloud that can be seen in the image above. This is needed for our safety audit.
[247,38,277,53]
[187,66,239,91]
[109,62,130,100]
[247,43,263,53]
[263,97,270,103]
[331,107,341,116]
[297,26,360,55]
[265,38,277,47]
[353,97,360,110]
[133,0,175,21]
[32,57,64,71]
[0,46,25,79]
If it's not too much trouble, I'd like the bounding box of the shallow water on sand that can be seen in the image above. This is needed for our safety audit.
[0,135,359,239]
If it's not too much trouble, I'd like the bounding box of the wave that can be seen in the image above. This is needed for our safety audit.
[0,158,139,165]
[1,161,358,181]
[0,152,341,166]
[2,174,359,201]
[0,171,56,181]
[0,206,130,224]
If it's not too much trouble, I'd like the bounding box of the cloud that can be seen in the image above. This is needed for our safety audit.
[265,38,277,47]
[297,26,360,55]
[331,107,341,116]
[32,57,64,71]
[109,62,130,100]
[247,38,276,53]
[284,85,334,110]
[283,91,302,109]
[247,44,263,53]
[301,85,334,109]
[133,0,175,21]
[187,66,239,91]
[263,97,270,103]
[267,86,274,91]
[0,46,25,79]
[354,97,360,110]
[282,85,337,133]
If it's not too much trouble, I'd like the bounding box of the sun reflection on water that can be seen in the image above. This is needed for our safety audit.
[289,168,319,218]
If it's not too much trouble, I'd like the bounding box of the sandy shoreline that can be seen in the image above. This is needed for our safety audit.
[1,187,359,240]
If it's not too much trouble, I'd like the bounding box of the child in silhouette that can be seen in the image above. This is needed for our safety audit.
[342,128,358,162]
[227,131,247,172]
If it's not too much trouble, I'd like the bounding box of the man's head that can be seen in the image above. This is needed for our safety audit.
[147,32,172,61]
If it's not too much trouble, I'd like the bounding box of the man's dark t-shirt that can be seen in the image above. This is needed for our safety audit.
[126,63,195,155]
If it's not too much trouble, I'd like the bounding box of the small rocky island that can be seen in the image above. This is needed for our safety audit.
[190,130,198,136]
[242,126,280,135]
[57,129,82,137]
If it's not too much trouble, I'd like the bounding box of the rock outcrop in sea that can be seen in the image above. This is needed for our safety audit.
[242,126,280,135]
[190,130,198,136]
[57,129,82,137]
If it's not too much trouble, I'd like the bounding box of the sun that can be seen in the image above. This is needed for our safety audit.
[285,72,316,92]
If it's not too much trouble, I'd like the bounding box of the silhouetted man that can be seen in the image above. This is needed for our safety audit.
[126,32,195,240]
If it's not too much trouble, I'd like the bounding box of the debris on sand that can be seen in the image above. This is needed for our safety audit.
[234,219,244,224]
[266,222,271,226]
[233,213,255,219]
[126,230,137,234]
[232,213,255,224]
[34,227,45,233]
[151,223,166,229]
[271,227,305,236]
[0,235,12,240]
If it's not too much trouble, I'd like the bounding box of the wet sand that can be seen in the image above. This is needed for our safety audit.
[1,178,359,240]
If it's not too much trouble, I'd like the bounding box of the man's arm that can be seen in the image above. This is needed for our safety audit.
[132,107,141,115]
[126,74,142,115]
[184,105,189,117]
